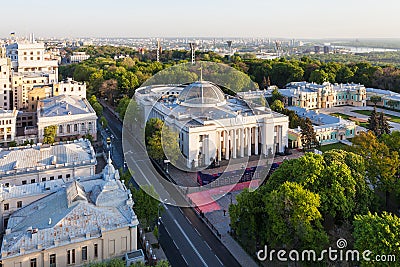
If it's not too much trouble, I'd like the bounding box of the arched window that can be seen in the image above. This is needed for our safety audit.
[67,125,71,133]
[59,125,63,134]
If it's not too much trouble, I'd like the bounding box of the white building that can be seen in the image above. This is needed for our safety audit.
[0,139,96,187]
[287,107,357,148]
[0,109,17,145]
[282,82,367,109]
[136,81,289,168]
[366,88,400,111]
[6,39,58,79]
[0,179,65,233]
[70,52,90,63]
[37,95,97,142]
[0,47,12,110]
[53,78,87,98]
[0,157,140,267]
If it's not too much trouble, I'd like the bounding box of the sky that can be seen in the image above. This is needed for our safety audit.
[1,0,399,39]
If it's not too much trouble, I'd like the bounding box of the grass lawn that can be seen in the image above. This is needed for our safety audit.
[352,110,372,116]
[330,113,352,120]
[352,110,400,123]
[319,142,350,152]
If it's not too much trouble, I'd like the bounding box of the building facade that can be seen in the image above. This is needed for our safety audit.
[281,82,367,109]
[6,40,58,78]
[70,52,90,63]
[37,95,97,142]
[366,88,400,111]
[0,157,139,267]
[136,81,289,168]
[0,139,96,187]
[287,107,357,148]
[0,109,17,145]
[0,47,12,110]
[53,78,86,98]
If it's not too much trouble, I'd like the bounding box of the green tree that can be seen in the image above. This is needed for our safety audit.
[351,131,400,207]
[132,185,163,229]
[353,212,400,266]
[229,188,266,249]
[369,95,382,106]
[368,106,380,136]
[266,151,367,222]
[264,181,328,251]
[116,96,131,120]
[309,69,329,84]
[336,66,354,83]
[270,99,284,112]
[300,118,318,150]
[379,112,391,136]
[380,131,400,154]
[92,102,103,116]
[43,125,57,144]
[99,116,108,128]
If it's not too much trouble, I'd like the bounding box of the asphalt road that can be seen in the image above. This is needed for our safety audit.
[102,106,240,267]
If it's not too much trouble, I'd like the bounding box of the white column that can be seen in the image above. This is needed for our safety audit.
[247,128,252,156]
[225,130,229,160]
[255,126,259,155]
[240,128,244,157]
[217,132,222,162]
[232,129,237,159]
[261,125,266,155]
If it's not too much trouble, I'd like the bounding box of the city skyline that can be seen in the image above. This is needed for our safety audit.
[1,0,400,39]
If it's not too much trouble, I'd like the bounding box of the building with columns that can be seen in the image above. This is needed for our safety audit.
[0,155,140,267]
[37,95,97,142]
[281,81,367,109]
[135,81,289,168]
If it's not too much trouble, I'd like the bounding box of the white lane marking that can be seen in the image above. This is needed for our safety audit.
[182,254,189,266]
[171,217,208,267]
[216,255,224,266]
[173,239,179,250]
[194,228,201,237]
[205,242,212,251]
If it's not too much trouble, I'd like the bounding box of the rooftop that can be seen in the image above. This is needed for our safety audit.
[287,106,354,127]
[38,95,95,118]
[0,139,96,177]
[1,158,137,259]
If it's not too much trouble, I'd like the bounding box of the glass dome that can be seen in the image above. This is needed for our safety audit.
[177,81,226,107]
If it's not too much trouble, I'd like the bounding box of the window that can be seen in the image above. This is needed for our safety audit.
[82,246,88,261]
[4,203,9,211]
[94,244,98,258]
[66,174,71,179]
[50,176,54,180]
[30,258,37,267]
[50,254,56,267]
[59,125,63,134]
[17,201,22,208]
[22,180,27,185]
[67,249,75,264]
[42,177,46,182]
[31,179,36,184]
[74,124,78,132]
[58,175,62,179]
[4,218,9,229]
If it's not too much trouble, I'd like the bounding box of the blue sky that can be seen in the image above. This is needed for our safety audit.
[1,0,399,38]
